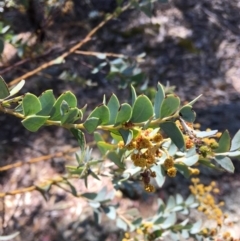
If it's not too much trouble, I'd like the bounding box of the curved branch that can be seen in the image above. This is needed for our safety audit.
[8,3,131,87]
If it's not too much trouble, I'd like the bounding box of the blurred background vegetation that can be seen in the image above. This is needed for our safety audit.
[1,0,240,240]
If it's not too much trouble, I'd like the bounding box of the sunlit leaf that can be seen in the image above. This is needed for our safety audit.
[37,90,56,116]
[195,130,218,138]
[151,164,165,187]
[215,156,235,173]
[187,94,202,106]
[61,107,81,124]
[154,82,165,119]
[160,122,185,151]
[107,94,120,124]
[9,79,25,97]
[115,103,132,125]
[22,93,41,116]
[50,91,77,120]
[160,212,177,229]
[230,130,240,151]
[182,154,199,166]
[102,206,116,220]
[131,95,153,123]
[0,232,20,241]
[87,104,110,125]
[116,217,128,231]
[83,117,99,133]
[190,220,202,234]
[215,130,231,153]
[179,105,196,122]
[130,84,137,106]
[160,94,180,118]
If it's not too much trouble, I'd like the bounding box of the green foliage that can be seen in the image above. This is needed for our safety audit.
[0,64,238,241]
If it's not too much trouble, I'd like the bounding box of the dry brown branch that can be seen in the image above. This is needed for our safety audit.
[0,175,88,198]
[8,4,131,87]
[0,186,37,198]
[0,147,79,172]
[0,177,64,198]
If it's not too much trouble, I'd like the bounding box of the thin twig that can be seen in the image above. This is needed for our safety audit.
[0,176,64,198]
[0,147,79,172]
[0,186,37,198]
[0,47,59,76]
[74,50,129,59]
[8,3,131,87]
[0,174,89,198]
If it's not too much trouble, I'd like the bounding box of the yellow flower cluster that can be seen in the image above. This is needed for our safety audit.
[202,137,219,149]
[189,178,226,227]
[122,232,131,241]
[122,222,154,241]
[188,167,200,175]
[221,231,240,241]
[163,157,177,177]
[123,129,164,192]
[200,229,240,241]
[185,136,195,149]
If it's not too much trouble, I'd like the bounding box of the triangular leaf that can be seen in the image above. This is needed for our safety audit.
[115,103,132,125]
[22,93,42,116]
[107,151,125,169]
[160,122,186,151]
[0,76,10,99]
[107,94,120,124]
[151,164,166,187]
[190,220,202,234]
[70,128,85,151]
[175,163,191,178]
[187,94,202,106]
[160,94,180,118]
[161,212,177,229]
[22,115,49,132]
[116,218,128,231]
[182,154,199,166]
[230,130,240,151]
[94,132,104,142]
[119,128,133,145]
[50,91,77,120]
[179,105,196,123]
[97,141,115,155]
[87,104,110,125]
[83,117,100,133]
[9,79,25,97]
[61,107,81,124]
[130,84,137,106]
[0,232,20,241]
[37,90,56,116]
[215,130,231,153]
[215,156,235,173]
[131,95,153,123]
[195,129,218,138]
[103,206,116,220]
[154,82,165,119]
